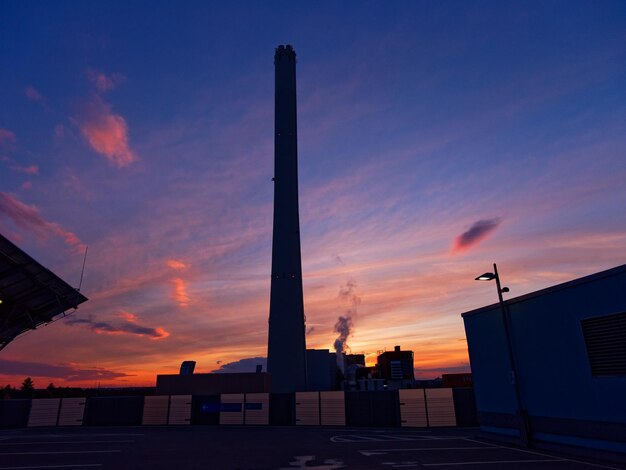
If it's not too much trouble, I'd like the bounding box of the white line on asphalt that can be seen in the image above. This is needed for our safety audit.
[1,434,143,439]
[359,447,500,455]
[0,450,121,456]
[461,438,624,470]
[0,441,135,446]
[422,458,568,466]
[0,465,102,469]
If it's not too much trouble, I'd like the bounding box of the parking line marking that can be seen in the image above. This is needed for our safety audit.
[359,447,500,455]
[0,450,121,456]
[0,465,102,469]
[422,458,567,466]
[461,438,624,470]
[0,441,134,446]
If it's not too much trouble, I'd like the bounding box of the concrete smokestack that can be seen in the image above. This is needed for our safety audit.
[267,45,307,393]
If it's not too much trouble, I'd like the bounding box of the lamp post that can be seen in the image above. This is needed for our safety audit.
[475,263,530,446]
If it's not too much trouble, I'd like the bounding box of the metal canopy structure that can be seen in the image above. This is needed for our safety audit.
[0,233,88,351]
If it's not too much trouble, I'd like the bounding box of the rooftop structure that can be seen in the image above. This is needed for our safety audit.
[0,234,88,350]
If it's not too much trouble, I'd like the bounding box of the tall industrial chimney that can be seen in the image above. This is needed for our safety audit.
[267,45,307,393]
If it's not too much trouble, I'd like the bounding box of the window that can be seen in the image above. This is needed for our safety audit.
[581,312,626,377]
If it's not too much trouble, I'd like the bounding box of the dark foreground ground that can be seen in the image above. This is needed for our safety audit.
[0,426,624,469]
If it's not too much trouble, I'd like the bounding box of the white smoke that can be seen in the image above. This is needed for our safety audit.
[333,279,361,373]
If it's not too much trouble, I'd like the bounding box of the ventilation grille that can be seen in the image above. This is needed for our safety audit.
[581,312,626,377]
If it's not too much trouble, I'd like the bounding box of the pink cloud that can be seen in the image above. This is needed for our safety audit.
[10,164,39,175]
[166,259,189,270]
[66,311,169,340]
[0,192,83,248]
[172,277,190,307]
[86,69,125,93]
[451,218,501,254]
[0,128,16,145]
[21,181,32,190]
[76,96,137,167]
[25,86,43,102]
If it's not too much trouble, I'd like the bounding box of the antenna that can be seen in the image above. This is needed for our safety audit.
[78,245,88,292]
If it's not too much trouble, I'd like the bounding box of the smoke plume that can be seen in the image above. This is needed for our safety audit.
[333,279,361,372]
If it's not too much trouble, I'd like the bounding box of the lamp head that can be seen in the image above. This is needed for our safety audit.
[475,272,496,281]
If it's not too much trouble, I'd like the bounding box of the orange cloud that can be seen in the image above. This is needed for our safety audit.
[166,259,189,270]
[76,97,137,168]
[172,277,190,307]
[0,192,82,248]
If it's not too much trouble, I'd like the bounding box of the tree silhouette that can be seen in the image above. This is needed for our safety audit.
[20,377,34,394]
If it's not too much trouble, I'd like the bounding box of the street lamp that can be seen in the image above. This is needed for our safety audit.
[475,263,530,446]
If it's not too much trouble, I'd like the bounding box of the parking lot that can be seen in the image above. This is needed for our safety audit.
[0,426,623,469]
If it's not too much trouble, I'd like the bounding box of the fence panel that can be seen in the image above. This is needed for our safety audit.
[426,388,456,427]
[58,398,86,426]
[320,391,345,426]
[220,393,244,425]
[295,391,320,425]
[142,396,170,425]
[27,399,60,427]
[399,389,427,427]
[244,393,269,425]
[168,395,192,425]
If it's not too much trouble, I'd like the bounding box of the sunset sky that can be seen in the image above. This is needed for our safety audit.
[1,1,625,388]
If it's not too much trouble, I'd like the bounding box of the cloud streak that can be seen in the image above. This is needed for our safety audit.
[66,311,169,340]
[75,96,137,168]
[452,218,501,253]
[0,358,131,382]
[10,164,38,175]
[0,128,16,145]
[0,192,82,248]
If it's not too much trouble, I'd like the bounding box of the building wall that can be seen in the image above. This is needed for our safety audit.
[377,347,415,380]
[463,264,626,452]
[156,373,271,396]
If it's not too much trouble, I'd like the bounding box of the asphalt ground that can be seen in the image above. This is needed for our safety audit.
[0,426,624,470]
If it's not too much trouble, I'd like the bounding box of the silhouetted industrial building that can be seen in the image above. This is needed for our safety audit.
[442,373,472,388]
[305,349,338,391]
[377,346,415,381]
[463,264,626,455]
[156,372,271,395]
[267,44,308,393]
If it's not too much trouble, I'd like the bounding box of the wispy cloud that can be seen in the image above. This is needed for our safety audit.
[66,311,169,340]
[10,164,39,175]
[452,218,501,253]
[24,86,47,110]
[75,96,137,168]
[0,358,131,382]
[0,192,82,248]
[86,69,125,93]
[172,278,190,307]
[0,128,16,145]
[166,259,189,270]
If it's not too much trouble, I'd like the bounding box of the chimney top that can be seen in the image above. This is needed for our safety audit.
[275,44,296,64]
[394,345,401,352]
